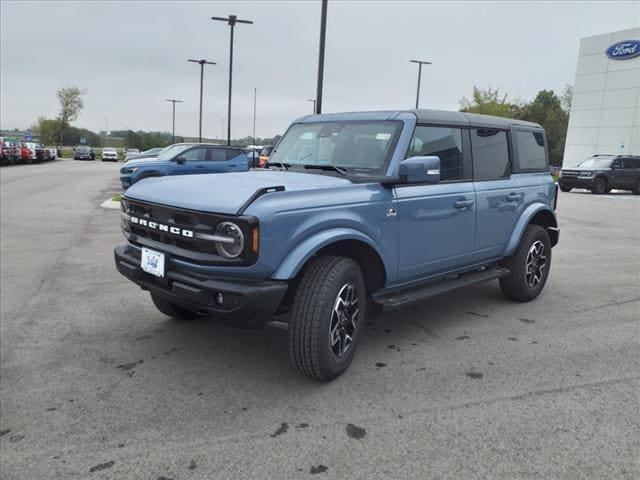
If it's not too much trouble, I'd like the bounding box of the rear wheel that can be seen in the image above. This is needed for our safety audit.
[288,256,366,382]
[633,180,640,195]
[592,177,607,194]
[499,225,551,302]
[150,293,197,320]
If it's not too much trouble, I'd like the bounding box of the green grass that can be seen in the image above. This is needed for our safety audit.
[112,194,121,202]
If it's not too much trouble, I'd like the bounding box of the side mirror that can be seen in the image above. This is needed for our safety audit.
[174,157,186,164]
[398,156,441,184]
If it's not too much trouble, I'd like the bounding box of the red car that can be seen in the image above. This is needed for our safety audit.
[19,143,32,163]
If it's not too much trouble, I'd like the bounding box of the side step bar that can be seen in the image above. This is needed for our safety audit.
[372,267,510,311]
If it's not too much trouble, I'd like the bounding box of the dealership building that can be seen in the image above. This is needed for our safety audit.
[563,27,640,167]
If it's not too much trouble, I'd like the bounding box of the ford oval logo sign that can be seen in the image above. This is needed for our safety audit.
[605,40,640,60]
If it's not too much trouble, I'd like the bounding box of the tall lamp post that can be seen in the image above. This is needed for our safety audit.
[315,0,328,114]
[165,99,183,143]
[307,99,317,113]
[410,59,431,109]
[252,88,257,146]
[211,14,253,146]
[188,59,217,143]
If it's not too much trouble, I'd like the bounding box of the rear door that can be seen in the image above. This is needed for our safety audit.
[472,128,524,262]
[208,148,249,173]
[395,125,476,281]
[621,157,640,189]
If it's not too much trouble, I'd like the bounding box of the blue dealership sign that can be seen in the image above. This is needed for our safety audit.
[605,40,640,60]
[24,132,32,141]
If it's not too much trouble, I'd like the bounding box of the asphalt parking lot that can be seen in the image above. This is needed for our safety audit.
[1,160,638,479]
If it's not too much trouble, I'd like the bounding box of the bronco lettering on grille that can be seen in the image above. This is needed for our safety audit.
[129,215,194,238]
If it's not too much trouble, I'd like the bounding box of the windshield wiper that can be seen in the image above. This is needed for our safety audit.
[301,164,348,176]
[265,161,291,170]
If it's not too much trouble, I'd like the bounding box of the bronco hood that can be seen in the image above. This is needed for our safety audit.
[124,170,353,214]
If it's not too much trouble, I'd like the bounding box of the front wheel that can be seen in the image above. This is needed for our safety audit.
[288,256,366,382]
[559,185,572,192]
[592,177,607,194]
[499,225,551,302]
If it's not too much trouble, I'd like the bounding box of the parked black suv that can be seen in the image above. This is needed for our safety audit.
[559,155,640,195]
[74,146,94,160]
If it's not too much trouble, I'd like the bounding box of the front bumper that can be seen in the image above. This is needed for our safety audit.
[114,243,288,328]
[559,177,594,189]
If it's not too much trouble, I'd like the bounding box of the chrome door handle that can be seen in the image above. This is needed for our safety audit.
[506,192,523,202]
[454,199,474,210]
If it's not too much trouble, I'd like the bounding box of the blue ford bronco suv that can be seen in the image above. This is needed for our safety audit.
[120,143,250,189]
[115,109,559,381]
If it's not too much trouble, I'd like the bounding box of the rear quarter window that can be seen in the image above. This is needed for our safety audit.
[514,130,547,172]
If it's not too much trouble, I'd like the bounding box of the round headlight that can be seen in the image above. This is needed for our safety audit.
[215,222,244,259]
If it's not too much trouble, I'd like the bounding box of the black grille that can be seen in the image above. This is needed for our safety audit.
[121,198,257,265]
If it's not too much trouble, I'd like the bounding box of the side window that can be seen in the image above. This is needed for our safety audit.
[208,148,228,162]
[406,126,466,181]
[623,158,638,169]
[612,158,623,169]
[471,129,510,180]
[179,148,206,162]
[515,130,547,171]
[225,149,242,160]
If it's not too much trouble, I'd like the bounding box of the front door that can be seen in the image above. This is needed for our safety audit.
[171,147,208,175]
[395,125,476,282]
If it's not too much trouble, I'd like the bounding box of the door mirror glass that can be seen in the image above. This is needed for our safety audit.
[398,156,441,184]
[174,157,186,164]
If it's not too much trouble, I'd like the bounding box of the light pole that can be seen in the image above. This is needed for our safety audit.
[220,118,225,142]
[165,99,183,143]
[307,99,317,113]
[211,14,254,146]
[315,0,328,114]
[410,59,431,109]
[188,59,217,143]
[252,88,257,146]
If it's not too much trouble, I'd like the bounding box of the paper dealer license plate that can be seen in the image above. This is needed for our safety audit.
[141,247,165,278]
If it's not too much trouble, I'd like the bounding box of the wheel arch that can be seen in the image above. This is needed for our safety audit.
[271,228,388,294]
[505,205,558,256]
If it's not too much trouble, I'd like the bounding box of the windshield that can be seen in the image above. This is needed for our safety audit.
[103,148,116,152]
[577,157,614,168]
[268,121,402,174]
[76,146,90,152]
[156,144,193,161]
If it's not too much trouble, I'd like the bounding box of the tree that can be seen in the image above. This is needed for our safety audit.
[459,86,518,118]
[518,90,568,166]
[56,86,85,145]
[560,84,573,112]
[35,117,60,145]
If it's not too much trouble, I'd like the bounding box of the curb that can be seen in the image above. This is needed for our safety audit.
[101,199,121,210]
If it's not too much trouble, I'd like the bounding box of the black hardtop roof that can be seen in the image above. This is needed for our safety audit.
[298,108,543,130]
[413,109,542,129]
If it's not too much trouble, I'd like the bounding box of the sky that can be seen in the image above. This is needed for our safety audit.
[1,1,638,139]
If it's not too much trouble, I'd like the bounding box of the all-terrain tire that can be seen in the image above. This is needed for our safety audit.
[592,177,607,194]
[633,180,640,195]
[150,293,197,320]
[288,256,366,382]
[499,225,551,302]
[559,185,572,192]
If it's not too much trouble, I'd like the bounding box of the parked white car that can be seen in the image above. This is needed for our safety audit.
[47,147,57,160]
[101,147,119,162]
